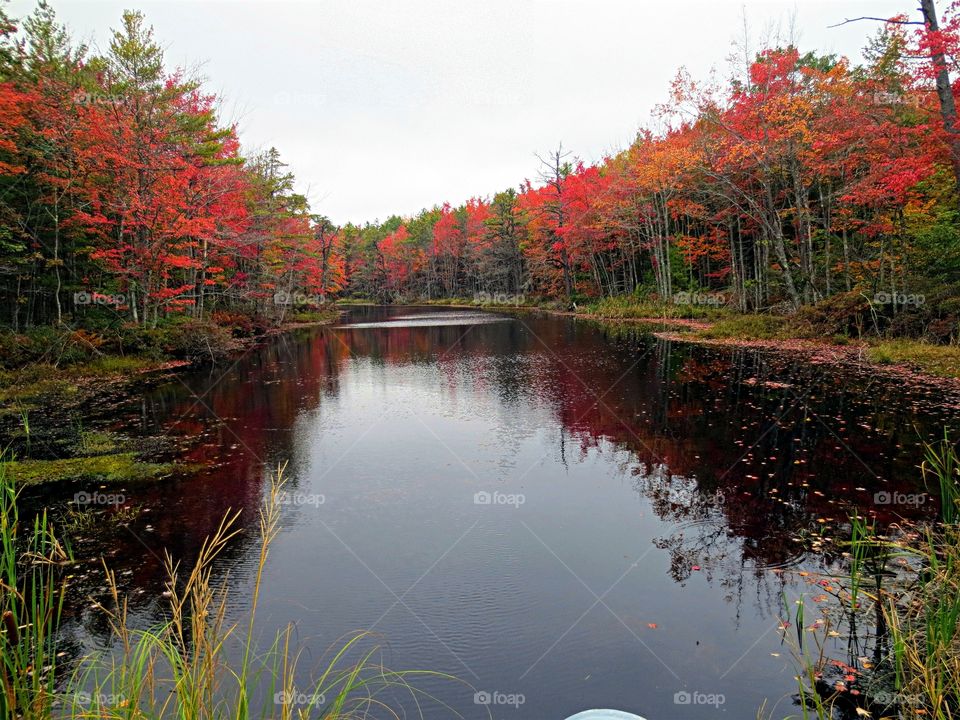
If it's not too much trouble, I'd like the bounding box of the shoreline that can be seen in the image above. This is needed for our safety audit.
[5,303,959,486]
[1,310,345,400]
[374,300,960,394]
[0,311,345,485]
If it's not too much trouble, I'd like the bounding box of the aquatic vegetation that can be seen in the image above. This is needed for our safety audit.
[776,437,960,719]
[4,453,176,486]
[0,458,458,719]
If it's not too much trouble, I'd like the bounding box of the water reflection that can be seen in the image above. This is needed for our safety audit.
[21,305,957,719]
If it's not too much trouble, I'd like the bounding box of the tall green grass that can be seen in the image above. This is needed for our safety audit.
[0,458,458,719]
[0,453,69,718]
[773,436,960,719]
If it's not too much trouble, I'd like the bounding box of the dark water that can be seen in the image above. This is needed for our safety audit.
[25,306,960,719]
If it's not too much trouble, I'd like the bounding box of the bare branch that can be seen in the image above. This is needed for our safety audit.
[828,16,923,28]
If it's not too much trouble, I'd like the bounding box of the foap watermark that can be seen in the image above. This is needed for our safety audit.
[870,90,925,107]
[274,291,323,306]
[874,490,927,507]
[73,490,125,507]
[74,291,125,307]
[276,491,325,508]
[673,291,726,306]
[73,691,126,707]
[674,690,725,708]
[473,490,525,508]
[474,291,526,305]
[474,690,525,708]
[702,490,726,507]
[873,291,925,306]
[72,90,128,107]
[273,689,326,708]
[872,691,924,707]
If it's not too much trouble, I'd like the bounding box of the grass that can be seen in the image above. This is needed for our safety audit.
[0,356,163,409]
[584,295,730,321]
[0,453,69,717]
[773,435,960,719]
[284,308,342,324]
[695,314,788,340]
[0,457,458,719]
[867,339,960,378]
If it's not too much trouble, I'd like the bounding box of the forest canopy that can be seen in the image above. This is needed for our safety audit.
[2,1,960,346]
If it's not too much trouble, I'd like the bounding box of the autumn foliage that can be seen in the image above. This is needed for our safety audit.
[0,4,344,330]
[3,2,960,339]
[341,5,960,328]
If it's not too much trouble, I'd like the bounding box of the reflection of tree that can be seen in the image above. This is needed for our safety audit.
[631,462,792,626]
[524,319,943,631]
[25,309,948,661]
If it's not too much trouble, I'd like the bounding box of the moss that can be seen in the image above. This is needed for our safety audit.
[74,430,120,456]
[81,355,159,375]
[5,452,178,486]
[866,340,960,378]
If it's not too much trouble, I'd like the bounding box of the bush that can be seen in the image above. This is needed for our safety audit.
[158,318,237,363]
[789,291,872,338]
[883,287,960,343]
[0,327,104,369]
[211,310,270,338]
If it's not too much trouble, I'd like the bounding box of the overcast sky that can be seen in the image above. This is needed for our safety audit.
[10,0,910,225]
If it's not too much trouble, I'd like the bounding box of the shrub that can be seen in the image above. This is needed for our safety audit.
[211,310,268,338]
[0,327,104,369]
[158,318,236,363]
[789,291,873,339]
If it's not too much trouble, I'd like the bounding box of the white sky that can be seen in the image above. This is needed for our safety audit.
[10,0,909,225]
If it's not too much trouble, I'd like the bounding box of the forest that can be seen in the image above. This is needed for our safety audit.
[4,3,960,720]
[2,1,960,361]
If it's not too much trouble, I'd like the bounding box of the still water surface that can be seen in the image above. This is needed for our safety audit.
[30,306,959,719]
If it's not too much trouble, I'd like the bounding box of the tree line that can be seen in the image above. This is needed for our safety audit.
[0,2,343,331]
[338,2,960,329]
[3,1,960,339]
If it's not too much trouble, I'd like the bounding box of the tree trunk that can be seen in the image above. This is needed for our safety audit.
[920,0,960,198]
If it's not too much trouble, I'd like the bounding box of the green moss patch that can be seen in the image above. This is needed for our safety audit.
[6,452,177,486]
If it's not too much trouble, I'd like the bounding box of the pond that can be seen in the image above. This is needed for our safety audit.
[23,305,959,719]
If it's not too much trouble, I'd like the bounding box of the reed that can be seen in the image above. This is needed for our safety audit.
[777,436,960,719]
[0,457,458,719]
[0,451,70,719]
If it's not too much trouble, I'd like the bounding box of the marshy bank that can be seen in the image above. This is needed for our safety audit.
[0,308,342,486]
